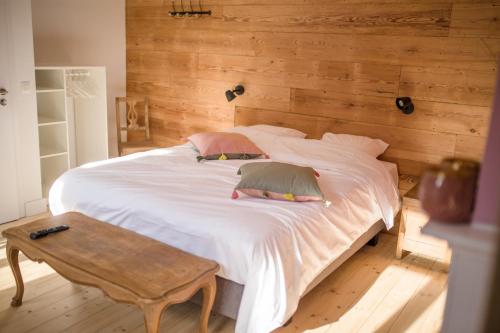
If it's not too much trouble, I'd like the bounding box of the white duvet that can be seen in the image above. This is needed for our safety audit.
[49,129,400,333]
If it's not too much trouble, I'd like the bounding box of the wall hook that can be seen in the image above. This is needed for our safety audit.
[180,0,189,16]
[169,1,176,16]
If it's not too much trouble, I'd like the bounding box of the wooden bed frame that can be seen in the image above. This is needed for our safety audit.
[189,109,393,322]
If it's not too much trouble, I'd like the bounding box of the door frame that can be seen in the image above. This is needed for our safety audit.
[0,0,21,223]
[0,0,45,223]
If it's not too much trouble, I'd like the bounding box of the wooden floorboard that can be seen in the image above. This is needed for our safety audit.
[0,216,447,333]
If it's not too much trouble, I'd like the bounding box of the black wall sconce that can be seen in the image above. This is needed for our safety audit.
[396,97,414,115]
[169,0,211,17]
[225,85,245,102]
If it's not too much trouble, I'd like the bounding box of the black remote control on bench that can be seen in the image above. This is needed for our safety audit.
[30,225,70,240]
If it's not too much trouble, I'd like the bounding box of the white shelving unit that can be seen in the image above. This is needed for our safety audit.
[39,123,69,158]
[35,68,70,198]
[35,67,108,198]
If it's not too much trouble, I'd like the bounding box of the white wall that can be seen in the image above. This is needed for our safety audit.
[31,0,126,157]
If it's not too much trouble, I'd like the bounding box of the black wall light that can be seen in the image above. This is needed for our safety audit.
[396,97,414,115]
[225,85,245,102]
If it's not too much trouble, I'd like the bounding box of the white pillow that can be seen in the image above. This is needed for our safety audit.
[246,125,307,138]
[321,132,389,157]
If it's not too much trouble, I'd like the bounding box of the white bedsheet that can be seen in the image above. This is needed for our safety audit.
[49,134,400,333]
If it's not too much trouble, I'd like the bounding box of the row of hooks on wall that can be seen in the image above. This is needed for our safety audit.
[169,0,211,17]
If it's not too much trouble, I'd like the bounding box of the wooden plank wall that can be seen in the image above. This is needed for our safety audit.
[126,0,499,176]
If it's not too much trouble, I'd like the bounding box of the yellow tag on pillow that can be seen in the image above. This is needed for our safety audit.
[283,193,295,201]
[219,153,228,160]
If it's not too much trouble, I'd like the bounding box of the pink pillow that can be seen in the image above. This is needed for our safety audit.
[188,132,266,161]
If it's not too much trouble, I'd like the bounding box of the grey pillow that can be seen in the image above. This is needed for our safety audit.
[233,162,324,202]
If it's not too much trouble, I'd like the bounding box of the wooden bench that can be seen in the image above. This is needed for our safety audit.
[2,212,219,333]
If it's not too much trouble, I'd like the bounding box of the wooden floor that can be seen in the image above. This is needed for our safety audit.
[0,214,448,333]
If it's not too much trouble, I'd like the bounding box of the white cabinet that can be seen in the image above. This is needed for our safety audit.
[35,67,108,198]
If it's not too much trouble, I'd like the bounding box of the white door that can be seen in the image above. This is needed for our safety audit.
[0,0,21,223]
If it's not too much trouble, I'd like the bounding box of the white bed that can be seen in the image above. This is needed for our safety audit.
[49,129,400,333]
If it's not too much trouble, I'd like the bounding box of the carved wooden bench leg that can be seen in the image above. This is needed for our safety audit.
[143,302,168,333]
[6,242,24,307]
[200,276,217,333]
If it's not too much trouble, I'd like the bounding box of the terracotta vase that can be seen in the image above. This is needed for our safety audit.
[419,158,480,224]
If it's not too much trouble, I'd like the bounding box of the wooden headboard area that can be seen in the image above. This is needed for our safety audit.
[233,106,452,176]
[126,1,499,176]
